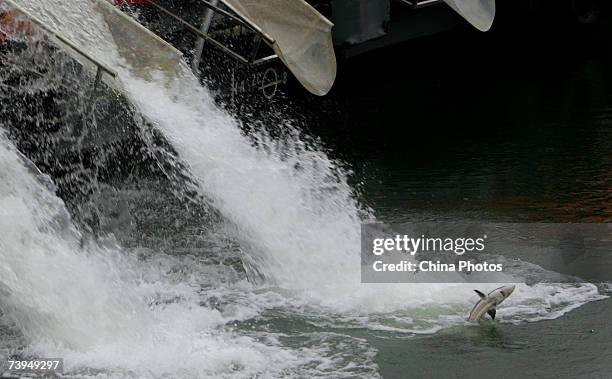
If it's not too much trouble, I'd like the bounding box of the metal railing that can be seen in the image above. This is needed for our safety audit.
[3,0,117,107]
[3,1,116,82]
[142,0,278,68]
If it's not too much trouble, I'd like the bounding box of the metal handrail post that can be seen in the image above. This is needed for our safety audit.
[191,0,219,72]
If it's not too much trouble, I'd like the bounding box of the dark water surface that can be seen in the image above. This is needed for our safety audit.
[296,12,612,379]
[375,299,612,378]
[301,13,612,225]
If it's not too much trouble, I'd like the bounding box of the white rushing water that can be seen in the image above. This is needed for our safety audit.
[0,133,359,377]
[0,0,606,377]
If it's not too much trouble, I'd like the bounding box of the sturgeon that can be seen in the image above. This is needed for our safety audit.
[467,285,515,321]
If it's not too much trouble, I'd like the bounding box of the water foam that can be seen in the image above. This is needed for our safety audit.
[0,135,149,349]
[11,0,604,314]
[0,133,357,377]
[119,69,606,318]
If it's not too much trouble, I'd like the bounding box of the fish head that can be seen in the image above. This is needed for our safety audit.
[498,285,515,300]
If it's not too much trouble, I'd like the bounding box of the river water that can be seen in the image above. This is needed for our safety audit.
[0,2,610,378]
[302,14,612,377]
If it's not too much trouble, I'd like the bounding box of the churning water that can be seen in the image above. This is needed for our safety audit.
[0,1,606,377]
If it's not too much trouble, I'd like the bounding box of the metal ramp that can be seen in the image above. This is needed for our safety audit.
[1,0,118,94]
[133,0,337,96]
[2,0,336,99]
[1,0,183,96]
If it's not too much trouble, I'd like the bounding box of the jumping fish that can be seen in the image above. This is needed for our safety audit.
[468,285,515,321]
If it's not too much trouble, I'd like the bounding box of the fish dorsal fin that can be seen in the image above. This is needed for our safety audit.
[488,309,496,320]
[474,290,486,299]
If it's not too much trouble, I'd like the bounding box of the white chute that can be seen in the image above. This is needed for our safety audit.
[443,0,496,32]
[3,0,182,86]
[222,0,337,96]
[93,0,182,79]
